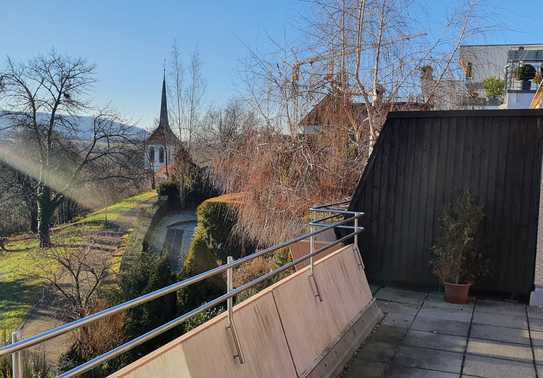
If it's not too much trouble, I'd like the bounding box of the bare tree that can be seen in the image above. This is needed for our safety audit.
[185,49,206,153]
[30,244,110,321]
[0,51,142,247]
[212,0,488,244]
[168,39,185,138]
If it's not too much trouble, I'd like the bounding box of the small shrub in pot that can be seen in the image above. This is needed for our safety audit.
[431,191,485,304]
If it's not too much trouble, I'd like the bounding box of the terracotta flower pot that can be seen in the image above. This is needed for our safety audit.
[443,282,471,304]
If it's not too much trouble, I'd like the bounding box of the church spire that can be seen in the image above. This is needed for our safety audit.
[158,70,169,129]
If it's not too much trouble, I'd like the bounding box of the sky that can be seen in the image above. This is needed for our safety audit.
[1,1,541,129]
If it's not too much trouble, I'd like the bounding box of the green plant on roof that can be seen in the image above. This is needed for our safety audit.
[482,77,505,99]
[514,64,537,81]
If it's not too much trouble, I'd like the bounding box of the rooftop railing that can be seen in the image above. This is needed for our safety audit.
[0,200,362,378]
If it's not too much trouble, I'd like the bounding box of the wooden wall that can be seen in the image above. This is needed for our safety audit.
[349,110,543,296]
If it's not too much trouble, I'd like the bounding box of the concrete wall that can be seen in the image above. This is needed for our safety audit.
[111,244,379,378]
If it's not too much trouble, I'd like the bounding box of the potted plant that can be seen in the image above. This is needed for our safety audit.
[482,77,505,104]
[514,64,536,91]
[431,191,485,304]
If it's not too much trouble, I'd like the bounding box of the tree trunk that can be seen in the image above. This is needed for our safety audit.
[30,203,38,234]
[37,185,56,248]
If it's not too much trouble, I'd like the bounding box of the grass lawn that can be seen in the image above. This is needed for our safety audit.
[0,191,157,332]
[80,191,157,225]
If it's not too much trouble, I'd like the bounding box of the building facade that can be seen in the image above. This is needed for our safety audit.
[421,43,543,110]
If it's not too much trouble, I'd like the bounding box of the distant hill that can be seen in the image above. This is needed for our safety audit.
[0,112,148,140]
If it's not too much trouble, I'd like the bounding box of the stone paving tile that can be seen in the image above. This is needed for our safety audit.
[530,330,543,346]
[375,287,427,306]
[425,292,474,310]
[527,305,543,319]
[342,359,386,378]
[367,324,408,345]
[378,301,419,328]
[475,299,526,316]
[385,365,460,377]
[471,311,528,330]
[351,287,537,377]
[391,345,463,373]
[382,313,417,328]
[463,354,536,378]
[378,300,419,315]
[531,346,543,365]
[418,307,472,323]
[466,338,533,363]
[470,324,531,345]
[528,316,543,332]
[411,316,470,337]
[356,341,398,363]
[402,330,466,352]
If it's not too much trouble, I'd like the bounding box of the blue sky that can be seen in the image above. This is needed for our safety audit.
[1,1,540,129]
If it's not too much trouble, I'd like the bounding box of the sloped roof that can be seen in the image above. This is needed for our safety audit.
[300,94,428,127]
[146,75,180,145]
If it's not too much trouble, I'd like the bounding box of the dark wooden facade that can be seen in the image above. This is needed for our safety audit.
[349,110,543,296]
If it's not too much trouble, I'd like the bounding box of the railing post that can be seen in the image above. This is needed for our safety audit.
[353,214,364,269]
[308,226,323,302]
[354,216,359,248]
[225,256,244,364]
[310,230,315,274]
[227,256,234,327]
[11,331,22,378]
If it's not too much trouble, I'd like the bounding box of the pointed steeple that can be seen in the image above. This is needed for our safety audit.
[158,70,169,130]
[146,72,179,145]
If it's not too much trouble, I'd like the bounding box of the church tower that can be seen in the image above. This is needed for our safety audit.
[145,73,180,179]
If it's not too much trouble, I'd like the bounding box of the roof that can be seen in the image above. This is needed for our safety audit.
[461,43,543,48]
[146,75,180,145]
[299,94,428,127]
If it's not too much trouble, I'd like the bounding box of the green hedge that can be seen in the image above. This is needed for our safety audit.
[182,199,243,308]
[157,181,180,204]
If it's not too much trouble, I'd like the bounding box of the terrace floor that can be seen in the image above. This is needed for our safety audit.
[342,286,543,378]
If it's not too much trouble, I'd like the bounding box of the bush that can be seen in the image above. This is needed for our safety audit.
[182,307,224,334]
[157,181,180,203]
[118,252,179,361]
[181,198,254,309]
[0,329,52,378]
[482,77,505,99]
[172,154,218,208]
[431,191,486,284]
[182,225,226,309]
[514,64,537,81]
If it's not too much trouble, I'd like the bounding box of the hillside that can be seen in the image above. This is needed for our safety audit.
[0,191,157,332]
[0,112,148,140]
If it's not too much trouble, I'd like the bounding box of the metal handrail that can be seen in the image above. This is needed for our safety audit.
[1,209,364,378]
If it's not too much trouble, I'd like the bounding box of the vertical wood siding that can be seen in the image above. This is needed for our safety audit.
[349,110,543,295]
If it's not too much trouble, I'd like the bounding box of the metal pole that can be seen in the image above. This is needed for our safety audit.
[11,331,21,378]
[225,256,244,364]
[353,214,364,269]
[309,226,315,274]
[354,215,359,248]
[308,225,322,301]
[226,256,233,328]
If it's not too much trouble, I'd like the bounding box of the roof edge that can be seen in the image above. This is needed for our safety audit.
[387,109,543,119]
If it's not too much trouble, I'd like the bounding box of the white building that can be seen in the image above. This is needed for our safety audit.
[422,43,543,110]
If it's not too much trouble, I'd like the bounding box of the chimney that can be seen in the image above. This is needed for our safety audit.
[420,66,434,103]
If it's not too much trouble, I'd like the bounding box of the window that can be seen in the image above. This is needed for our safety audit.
[148,147,155,162]
[159,147,165,163]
